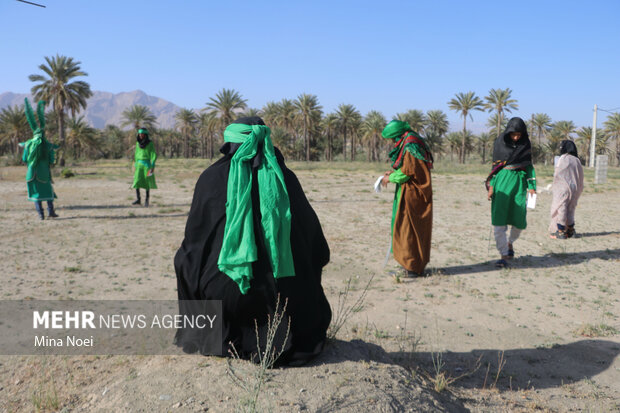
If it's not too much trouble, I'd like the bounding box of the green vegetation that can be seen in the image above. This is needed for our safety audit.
[3,55,620,168]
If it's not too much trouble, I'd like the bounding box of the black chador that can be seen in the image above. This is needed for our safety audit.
[174,117,331,366]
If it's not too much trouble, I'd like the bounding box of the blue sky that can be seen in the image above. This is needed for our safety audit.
[1,0,619,132]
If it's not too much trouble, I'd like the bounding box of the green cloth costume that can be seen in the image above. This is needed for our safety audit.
[382,120,433,236]
[132,129,157,190]
[19,99,58,202]
[218,122,295,294]
[382,120,433,274]
[490,166,536,229]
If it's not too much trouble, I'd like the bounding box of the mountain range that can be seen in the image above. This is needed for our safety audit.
[0,90,184,130]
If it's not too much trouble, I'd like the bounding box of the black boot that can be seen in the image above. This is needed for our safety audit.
[132,189,141,205]
[567,224,576,238]
[47,201,58,218]
[35,201,44,220]
[144,190,150,208]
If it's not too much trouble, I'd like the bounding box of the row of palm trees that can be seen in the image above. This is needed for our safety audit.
[1,54,620,166]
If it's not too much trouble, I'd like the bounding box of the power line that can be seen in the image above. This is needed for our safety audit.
[597,107,620,113]
[16,0,46,8]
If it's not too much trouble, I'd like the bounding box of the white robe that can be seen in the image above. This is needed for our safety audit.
[549,154,584,232]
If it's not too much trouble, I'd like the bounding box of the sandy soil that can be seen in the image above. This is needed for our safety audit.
[0,158,619,412]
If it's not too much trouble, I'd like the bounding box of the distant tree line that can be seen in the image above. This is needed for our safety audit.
[2,55,620,166]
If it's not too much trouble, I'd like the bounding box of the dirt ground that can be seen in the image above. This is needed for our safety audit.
[0,158,619,412]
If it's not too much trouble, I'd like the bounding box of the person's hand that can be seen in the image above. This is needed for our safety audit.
[381,174,391,187]
[528,189,536,195]
[487,186,494,201]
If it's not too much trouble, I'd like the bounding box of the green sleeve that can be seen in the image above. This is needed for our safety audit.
[526,165,536,190]
[149,143,157,168]
[22,144,28,163]
[489,173,497,187]
[389,168,410,184]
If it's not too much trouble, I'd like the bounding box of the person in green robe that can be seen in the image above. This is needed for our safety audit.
[19,99,59,220]
[131,127,157,207]
[380,120,433,277]
[486,117,536,268]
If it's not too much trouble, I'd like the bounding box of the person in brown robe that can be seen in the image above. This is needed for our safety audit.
[381,120,433,277]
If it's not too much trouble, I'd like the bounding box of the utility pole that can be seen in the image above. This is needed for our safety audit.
[589,104,597,167]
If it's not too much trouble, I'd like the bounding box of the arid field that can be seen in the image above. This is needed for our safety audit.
[1,158,619,412]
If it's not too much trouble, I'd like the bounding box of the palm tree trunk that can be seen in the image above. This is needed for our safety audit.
[343,127,347,161]
[328,130,332,161]
[58,110,66,166]
[304,118,309,162]
[461,117,467,163]
[497,111,502,139]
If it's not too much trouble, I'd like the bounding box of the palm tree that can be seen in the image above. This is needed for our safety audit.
[335,104,361,161]
[477,132,495,164]
[29,54,93,165]
[425,110,449,138]
[396,109,426,133]
[294,94,322,161]
[274,99,296,134]
[575,127,592,165]
[239,108,262,118]
[531,113,552,146]
[447,91,484,163]
[100,124,126,159]
[261,101,279,126]
[322,113,339,161]
[361,111,387,161]
[0,104,28,155]
[175,108,197,158]
[486,113,508,139]
[121,105,157,130]
[445,132,462,162]
[544,129,564,163]
[552,120,576,140]
[121,105,157,149]
[204,88,247,134]
[424,110,448,159]
[270,127,293,158]
[197,111,218,158]
[484,88,518,136]
[603,112,620,165]
[65,116,99,159]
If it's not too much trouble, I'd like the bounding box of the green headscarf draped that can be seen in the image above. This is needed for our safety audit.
[382,120,433,170]
[23,99,48,167]
[218,122,295,294]
[381,120,410,141]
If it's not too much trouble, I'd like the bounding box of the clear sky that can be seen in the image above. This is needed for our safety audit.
[1,0,619,132]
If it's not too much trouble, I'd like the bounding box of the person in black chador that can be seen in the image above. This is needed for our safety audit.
[174,116,331,366]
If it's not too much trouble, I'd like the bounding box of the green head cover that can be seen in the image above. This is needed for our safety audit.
[218,122,295,294]
[137,128,149,136]
[23,98,47,165]
[381,120,411,140]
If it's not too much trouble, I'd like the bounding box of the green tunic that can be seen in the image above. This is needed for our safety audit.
[20,138,58,202]
[132,141,157,189]
[490,165,536,229]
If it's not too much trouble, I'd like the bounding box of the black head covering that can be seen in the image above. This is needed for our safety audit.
[560,140,578,157]
[492,117,532,168]
[136,127,151,149]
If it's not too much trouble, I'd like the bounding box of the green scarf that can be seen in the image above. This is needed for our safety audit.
[23,99,48,167]
[217,123,295,294]
[382,120,433,170]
